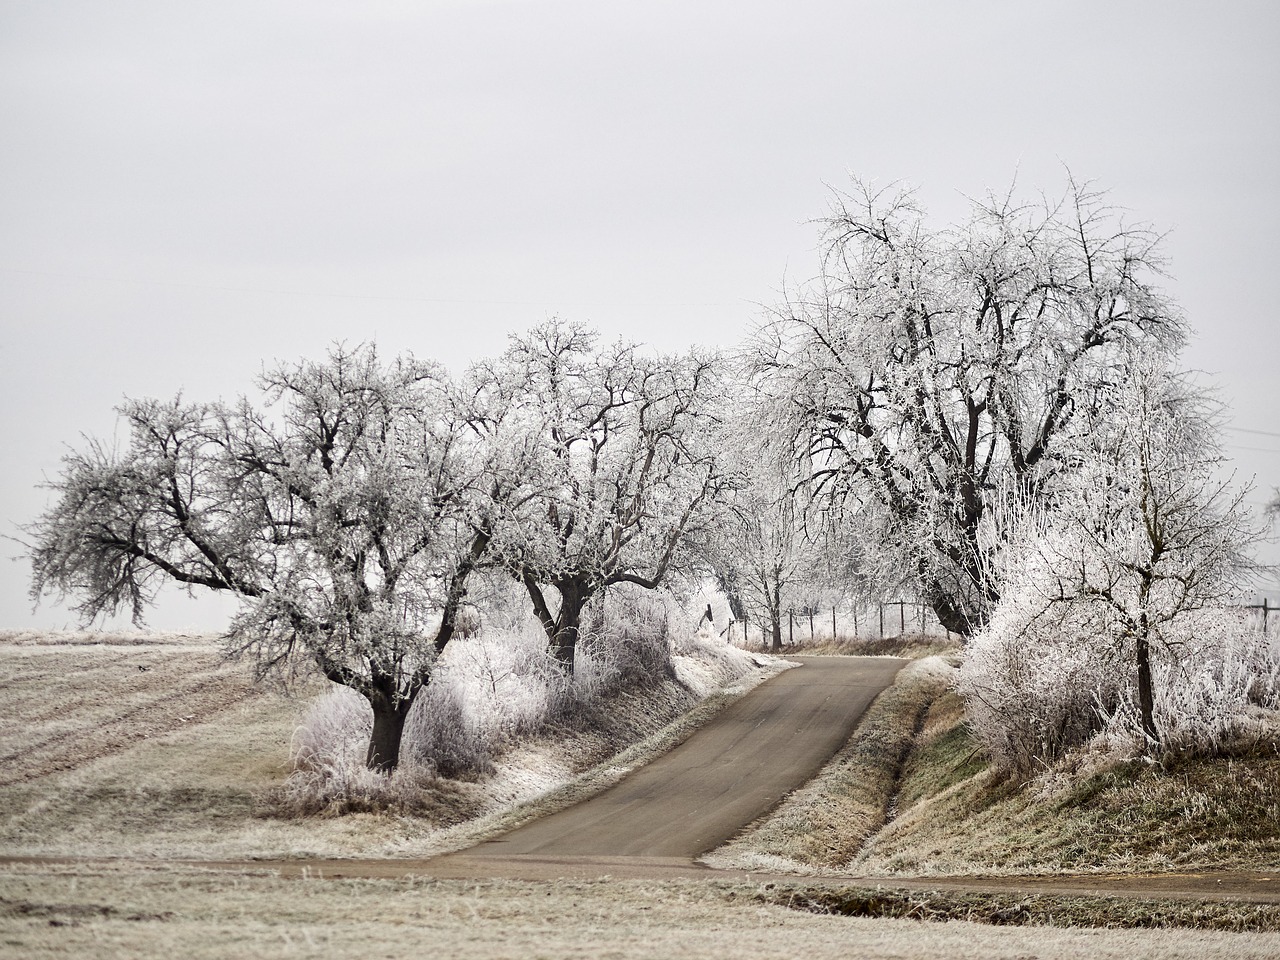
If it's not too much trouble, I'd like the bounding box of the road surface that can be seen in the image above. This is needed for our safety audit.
[455,655,904,859]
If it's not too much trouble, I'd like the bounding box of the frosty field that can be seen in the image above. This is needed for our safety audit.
[3,631,1280,959]
[7,861,1280,960]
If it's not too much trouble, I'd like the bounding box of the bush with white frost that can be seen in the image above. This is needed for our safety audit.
[957,565,1125,775]
[958,352,1273,774]
[1138,608,1280,757]
[280,585,759,814]
[960,588,1280,776]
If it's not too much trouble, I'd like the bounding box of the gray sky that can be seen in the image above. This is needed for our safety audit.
[3,0,1278,631]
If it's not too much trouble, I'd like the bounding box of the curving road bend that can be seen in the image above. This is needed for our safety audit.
[454,655,906,860]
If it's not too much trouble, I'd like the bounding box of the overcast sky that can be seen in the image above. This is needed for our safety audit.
[3,0,1278,631]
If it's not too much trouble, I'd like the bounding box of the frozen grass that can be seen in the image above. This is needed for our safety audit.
[0,616,776,860]
[4,860,1280,958]
[0,636,277,792]
[709,655,1280,879]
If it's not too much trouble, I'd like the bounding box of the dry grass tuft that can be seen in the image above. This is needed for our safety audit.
[771,885,1280,932]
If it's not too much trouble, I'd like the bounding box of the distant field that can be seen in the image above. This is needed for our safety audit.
[0,632,323,859]
[0,632,276,790]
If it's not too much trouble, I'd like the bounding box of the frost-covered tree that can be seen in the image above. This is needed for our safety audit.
[752,176,1185,635]
[704,416,835,652]
[476,320,731,672]
[719,481,831,653]
[996,354,1261,748]
[28,345,493,771]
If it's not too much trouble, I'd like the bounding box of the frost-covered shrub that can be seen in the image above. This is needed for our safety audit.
[960,593,1280,775]
[958,578,1125,776]
[412,628,558,749]
[1111,609,1280,757]
[291,684,372,775]
[580,587,679,690]
[404,679,495,778]
[453,604,483,640]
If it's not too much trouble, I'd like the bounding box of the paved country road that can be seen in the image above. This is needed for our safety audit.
[459,655,906,859]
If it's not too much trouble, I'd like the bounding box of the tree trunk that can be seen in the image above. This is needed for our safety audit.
[549,579,591,674]
[1135,624,1158,748]
[365,691,413,773]
[923,583,980,638]
[551,621,579,672]
[520,573,596,675]
[769,581,784,652]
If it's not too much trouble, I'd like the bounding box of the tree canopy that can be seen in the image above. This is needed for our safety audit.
[751,176,1185,634]
[29,344,493,770]
[474,320,732,670]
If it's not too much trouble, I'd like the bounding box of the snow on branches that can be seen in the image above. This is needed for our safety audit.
[28,344,494,770]
[752,176,1186,636]
[470,320,734,672]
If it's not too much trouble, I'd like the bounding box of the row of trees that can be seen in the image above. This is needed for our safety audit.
[30,173,1266,771]
[28,326,731,770]
[743,177,1270,760]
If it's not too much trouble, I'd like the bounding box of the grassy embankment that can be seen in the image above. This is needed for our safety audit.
[708,641,1280,879]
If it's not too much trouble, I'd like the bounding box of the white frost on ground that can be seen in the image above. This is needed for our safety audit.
[0,624,786,861]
